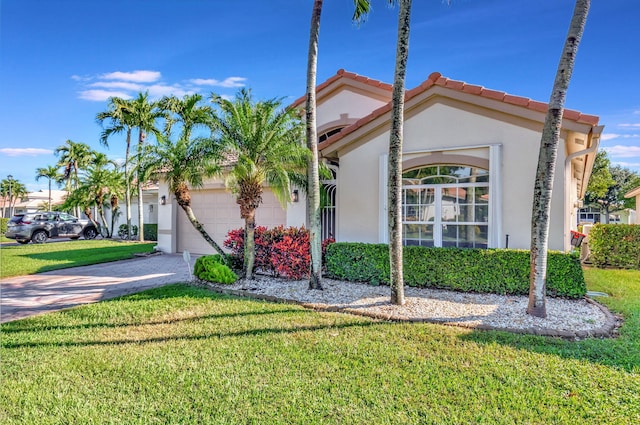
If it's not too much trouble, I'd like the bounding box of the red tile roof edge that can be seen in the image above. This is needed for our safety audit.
[291,69,393,108]
[319,71,600,151]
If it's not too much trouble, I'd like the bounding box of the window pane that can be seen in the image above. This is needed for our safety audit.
[403,224,433,246]
[442,225,488,248]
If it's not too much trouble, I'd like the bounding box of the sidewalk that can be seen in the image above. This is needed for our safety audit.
[0,253,192,323]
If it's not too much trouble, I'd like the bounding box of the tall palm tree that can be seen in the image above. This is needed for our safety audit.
[96,96,135,239]
[387,0,412,306]
[159,93,214,140]
[3,178,27,217]
[304,0,374,290]
[82,152,120,236]
[211,89,309,279]
[144,133,226,257]
[528,0,590,318]
[54,140,92,217]
[127,92,164,241]
[35,165,60,211]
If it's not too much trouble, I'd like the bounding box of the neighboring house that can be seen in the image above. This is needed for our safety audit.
[625,186,640,224]
[577,205,636,225]
[158,69,603,255]
[100,185,159,234]
[10,190,68,214]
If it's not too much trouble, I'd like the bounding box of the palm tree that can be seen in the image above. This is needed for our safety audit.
[144,133,227,257]
[304,0,375,290]
[159,93,214,140]
[387,0,412,306]
[96,96,135,239]
[128,93,164,241]
[35,165,60,210]
[528,0,590,318]
[82,152,120,236]
[211,89,309,279]
[3,177,27,217]
[54,139,92,217]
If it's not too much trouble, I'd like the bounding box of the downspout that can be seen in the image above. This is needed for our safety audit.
[563,125,603,250]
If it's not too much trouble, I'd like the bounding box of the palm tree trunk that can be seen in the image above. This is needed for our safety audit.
[48,180,52,211]
[244,211,256,280]
[125,128,132,240]
[137,129,145,242]
[528,0,590,318]
[306,0,324,290]
[388,0,412,306]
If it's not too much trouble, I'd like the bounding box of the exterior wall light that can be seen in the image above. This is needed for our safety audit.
[160,195,167,205]
[292,190,299,203]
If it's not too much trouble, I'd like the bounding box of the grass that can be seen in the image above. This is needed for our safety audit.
[0,239,156,278]
[1,268,638,424]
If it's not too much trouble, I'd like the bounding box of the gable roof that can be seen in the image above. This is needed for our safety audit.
[291,69,392,109]
[318,70,600,152]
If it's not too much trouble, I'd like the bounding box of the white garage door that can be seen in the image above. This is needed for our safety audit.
[176,189,287,255]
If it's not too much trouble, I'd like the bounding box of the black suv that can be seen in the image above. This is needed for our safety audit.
[5,212,98,244]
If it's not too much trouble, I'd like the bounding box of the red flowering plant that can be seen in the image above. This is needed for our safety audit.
[224,226,335,279]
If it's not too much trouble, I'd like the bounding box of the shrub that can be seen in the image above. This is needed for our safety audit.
[194,254,238,284]
[224,226,335,279]
[0,217,8,234]
[143,224,158,241]
[118,224,138,239]
[325,243,586,298]
[588,224,640,269]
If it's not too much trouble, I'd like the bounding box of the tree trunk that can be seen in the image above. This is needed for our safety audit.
[244,211,257,280]
[48,180,52,211]
[137,129,145,242]
[388,0,412,306]
[306,0,324,290]
[125,128,132,240]
[528,0,590,318]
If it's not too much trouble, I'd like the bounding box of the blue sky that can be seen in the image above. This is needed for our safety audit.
[1,0,639,192]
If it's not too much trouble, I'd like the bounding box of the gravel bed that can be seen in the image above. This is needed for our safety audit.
[202,276,620,339]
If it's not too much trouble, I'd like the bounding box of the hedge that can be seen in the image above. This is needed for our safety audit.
[0,217,8,235]
[325,243,586,298]
[143,224,158,241]
[589,224,640,269]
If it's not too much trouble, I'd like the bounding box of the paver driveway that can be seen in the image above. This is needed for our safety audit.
[0,254,192,323]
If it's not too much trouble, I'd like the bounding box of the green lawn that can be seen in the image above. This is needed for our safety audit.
[1,268,638,424]
[0,240,156,278]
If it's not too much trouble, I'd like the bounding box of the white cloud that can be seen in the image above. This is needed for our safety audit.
[0,148,54,157]
[618,123,640,128]
[189,77,247,88]
[78,90,133,101]
[601,133,640,141]
[100,70,162,83]
[146,84,194,99]
[89,81,144,91]
[611,161,640,168]
[603,145,640,158]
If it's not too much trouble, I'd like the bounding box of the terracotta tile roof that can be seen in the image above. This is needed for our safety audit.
[319,71,600,151]
[291,69,393,108]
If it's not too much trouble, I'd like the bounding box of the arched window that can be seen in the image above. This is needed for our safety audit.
[402,164,489,248]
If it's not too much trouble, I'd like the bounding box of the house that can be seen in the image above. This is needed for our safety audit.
[625,186,640,224]
[9,190,68,215]
[577,205,636,225]
[157,69,603,254]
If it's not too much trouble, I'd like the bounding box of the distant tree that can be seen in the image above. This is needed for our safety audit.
[585,152,640,222]
[97,96,135,239]
[54,139,92,217]
[1,177,27,217]
[211,89,309,279]
[528,0,590,318]
[35,165,61,211]
[126,92,164,241]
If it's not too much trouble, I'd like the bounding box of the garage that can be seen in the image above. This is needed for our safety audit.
[176,189,287,255]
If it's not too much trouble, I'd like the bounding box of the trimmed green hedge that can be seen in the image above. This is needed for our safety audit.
[589,224,640,269]
[0,217,8,234]
[325,243,586,298]
[143,224,158,241]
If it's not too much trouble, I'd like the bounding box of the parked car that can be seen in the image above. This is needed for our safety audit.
[5,212,98,244]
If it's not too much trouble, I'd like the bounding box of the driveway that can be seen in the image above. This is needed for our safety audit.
[0,253,192,323]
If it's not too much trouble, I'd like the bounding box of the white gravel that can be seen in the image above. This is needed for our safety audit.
[204,275,618,338]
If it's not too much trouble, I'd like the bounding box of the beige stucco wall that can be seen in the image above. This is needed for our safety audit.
[317,90,387,129]
[335,102,569,251]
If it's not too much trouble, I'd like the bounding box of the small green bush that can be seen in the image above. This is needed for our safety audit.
[118,224,138,239]
[143,224,158,241]
[194,254,238,284]
[589,224,640,269]
[0,217,8,234]
[325,243,586,298]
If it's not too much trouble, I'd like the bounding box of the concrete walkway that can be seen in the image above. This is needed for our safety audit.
[0,254,192,323]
